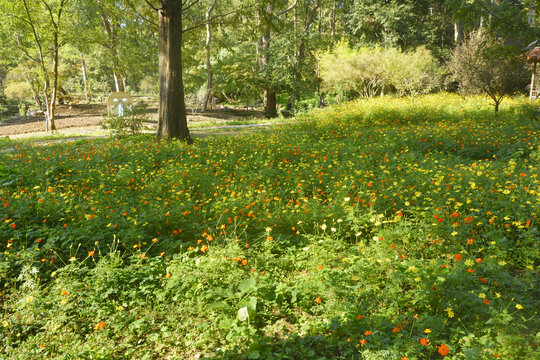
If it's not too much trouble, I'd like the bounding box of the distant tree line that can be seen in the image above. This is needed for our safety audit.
[0,0,537,138]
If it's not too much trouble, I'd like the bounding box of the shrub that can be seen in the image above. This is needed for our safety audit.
[319,41,387,98]
[319,42,443,101]
[385,46,445,102]
[448,33,526,113]
[101,101,148,136]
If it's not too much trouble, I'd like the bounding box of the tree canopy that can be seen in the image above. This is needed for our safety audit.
[0,0,537,137]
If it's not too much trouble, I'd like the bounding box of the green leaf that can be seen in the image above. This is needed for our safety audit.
[247,350,260,359]
[207,302,228,311]
[218,319,234,329]
[238,278,256,294]
[247,297,257,312]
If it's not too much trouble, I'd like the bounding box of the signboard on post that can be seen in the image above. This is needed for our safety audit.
[107,92,133,117]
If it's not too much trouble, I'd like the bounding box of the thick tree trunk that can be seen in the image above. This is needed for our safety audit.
[264,89,277,117]
[261,27,277,118]
[202,0,217,112]
[157,0,192,142]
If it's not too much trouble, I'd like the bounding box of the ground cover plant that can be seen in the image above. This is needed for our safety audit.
[0,93,538,359]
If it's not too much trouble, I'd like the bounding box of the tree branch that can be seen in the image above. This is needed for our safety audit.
[144,0,158,11]
[183,0,201,12]
[183,2,256,33]
[275,0,298,17]
[125,0,158,29]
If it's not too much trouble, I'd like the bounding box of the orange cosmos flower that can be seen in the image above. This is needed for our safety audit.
[454,253,461,261]
[437,344,450,356]
[93,321,106,330]
[420,338,429,346]
[88,251,95,257]
[315,297,322,304]
[364,330,372,335]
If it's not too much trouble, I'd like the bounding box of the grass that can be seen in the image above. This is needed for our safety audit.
[0,93,538,359]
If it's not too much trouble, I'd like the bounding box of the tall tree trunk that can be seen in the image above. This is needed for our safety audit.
[46,29,60,131]
[157,0,192,142]
[113,70,121,92]
[99,10,124,93]
[81,58,91,102]
[261,23,277,118]
[529,0,535,26]
[331,0,336,48]
[202,0,217,112]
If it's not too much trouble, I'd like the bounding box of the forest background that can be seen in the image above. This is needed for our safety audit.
[0,0,537,140]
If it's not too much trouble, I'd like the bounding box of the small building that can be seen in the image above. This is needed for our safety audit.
[107,92,133,117]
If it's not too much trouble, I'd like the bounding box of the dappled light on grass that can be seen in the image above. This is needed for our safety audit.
[0,94,538,359]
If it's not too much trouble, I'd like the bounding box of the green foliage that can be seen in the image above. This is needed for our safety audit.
[319,41,386,98]
[101,101,149,136]
[385,46,445,101]
[319,42,443,101]
[4,81,33,102]
[448,33,527,113]
[0,94,538,358]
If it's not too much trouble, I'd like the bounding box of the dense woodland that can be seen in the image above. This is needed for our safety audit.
[0,0,537,139]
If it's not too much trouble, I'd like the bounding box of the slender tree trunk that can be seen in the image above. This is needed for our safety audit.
[488,0,494,28]
[157,0,192,142]
[46,33,60,131]
[81,58,91,102]
[331,0,336,47]
[25,74,42,109]
[100,11,124,93]
[529,0,535,26]
[530,61,537,100]
[113,70,122,92]
[478,16,484,34]
[318,0,321,35]
[202,0,217,111]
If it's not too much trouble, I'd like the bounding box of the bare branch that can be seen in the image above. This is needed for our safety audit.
[144,0,158,11]
[183,2,256,33]
[183,0,201,12]
[275,0,298,17]
[125,0,159,29]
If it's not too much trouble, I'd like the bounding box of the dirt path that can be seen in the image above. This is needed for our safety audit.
[0,103,265,138]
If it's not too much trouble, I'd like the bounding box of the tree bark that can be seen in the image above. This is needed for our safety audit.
[157,0,192,142]
[99,9,124,93]
[260,20,277,118]
[202,0,217,112]
[529,0,535,26]
[331,0,336,47]
[81,58,91,102]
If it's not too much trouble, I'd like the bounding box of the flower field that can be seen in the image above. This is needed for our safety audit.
[1,94,539,359]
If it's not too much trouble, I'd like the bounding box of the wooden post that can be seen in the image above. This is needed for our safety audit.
[530,61,537,100]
